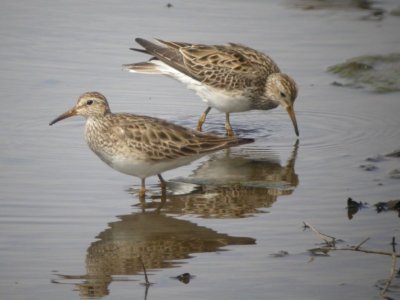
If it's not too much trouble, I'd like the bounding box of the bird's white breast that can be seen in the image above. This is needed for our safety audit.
[108,154,201,179]
[85,119,203,178]
[153,61,252,113]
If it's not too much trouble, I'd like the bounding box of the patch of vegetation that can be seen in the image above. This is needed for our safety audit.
[352,0,373,9]
[327,53,400,92]
[390,6,400,16]
[291,0,374,10]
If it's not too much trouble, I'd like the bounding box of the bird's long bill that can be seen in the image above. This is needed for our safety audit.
[286,106,299,136]
[49,108,77,126]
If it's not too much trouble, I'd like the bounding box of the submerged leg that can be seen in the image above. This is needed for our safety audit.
[139,178,146,199]
[157,174,167,212]
[138,178,146,211]
[197,106,212,132]
[157,174,166,190]
[225,113,235,137]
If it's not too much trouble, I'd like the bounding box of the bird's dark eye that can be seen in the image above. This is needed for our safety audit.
[87,100,94,105]
[280,92,286,98]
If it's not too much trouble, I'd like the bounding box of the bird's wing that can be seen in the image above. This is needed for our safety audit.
[179,44,268,90]
[227,43,281,74]
[133,38,191,79]
[110,114,253,161]
[135,38,276,90]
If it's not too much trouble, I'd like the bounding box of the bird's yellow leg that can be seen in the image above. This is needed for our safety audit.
[225,113,235,137]
[139,178,146,199]
[197,107,212,132]
[138,178,147,212]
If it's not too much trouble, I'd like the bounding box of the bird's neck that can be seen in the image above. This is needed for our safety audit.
[253,96,280,110]
[85,113,111,129]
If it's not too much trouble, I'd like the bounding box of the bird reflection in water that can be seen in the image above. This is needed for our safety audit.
[53,212,255,298]
[53,142,299,297]
[142,140,299,218]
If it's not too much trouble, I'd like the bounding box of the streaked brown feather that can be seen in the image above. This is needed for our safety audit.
[132,38,281,91]
[124,39,299,137]
[100,113,252,161]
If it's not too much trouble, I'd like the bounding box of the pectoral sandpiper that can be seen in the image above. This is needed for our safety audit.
[124,38,299,137]
[49,92,253,199]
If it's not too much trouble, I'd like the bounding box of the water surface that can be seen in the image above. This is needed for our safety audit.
[1,1,399,299]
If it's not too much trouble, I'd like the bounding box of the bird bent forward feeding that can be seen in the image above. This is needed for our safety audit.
[124,38,299,137]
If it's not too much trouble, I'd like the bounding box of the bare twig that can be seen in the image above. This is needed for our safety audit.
[380,237,398,298]
[303,222,336,246]
[303,222,400,257]
[336,237,399,257]
[304,223,400,299]
[354,237,370,250]
[336,247,400,257]
[139,257,151,286]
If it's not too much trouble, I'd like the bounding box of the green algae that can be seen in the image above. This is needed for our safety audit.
[327,53,400,93]
[291,0,374,10]
[390,7,400,16]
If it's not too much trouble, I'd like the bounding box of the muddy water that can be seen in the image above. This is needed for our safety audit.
[1,0,399,299]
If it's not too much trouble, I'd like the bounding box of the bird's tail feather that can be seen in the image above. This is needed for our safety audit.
[129,47,149,54]
[122,62,162,74]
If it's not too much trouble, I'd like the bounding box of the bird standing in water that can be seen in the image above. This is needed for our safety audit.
[49,92,253,199]
[124,38,299,137]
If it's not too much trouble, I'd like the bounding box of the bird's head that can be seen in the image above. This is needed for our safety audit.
[265,73,299,136]
[49,92,111,125]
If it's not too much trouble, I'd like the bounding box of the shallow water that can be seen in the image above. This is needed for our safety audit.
[1,0,400,299]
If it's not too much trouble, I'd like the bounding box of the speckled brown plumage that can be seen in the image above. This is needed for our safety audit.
[49,92,253,198]
[124,38,299,136]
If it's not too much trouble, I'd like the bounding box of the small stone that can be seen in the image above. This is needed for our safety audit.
[388,169,400,179]
[366,155,385,162]
[359,164,378,171]
[172,272,194,284]
[270,250,289,257]
[331,81,344,87]
[386,150,400,158]
[374,202,387,213]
